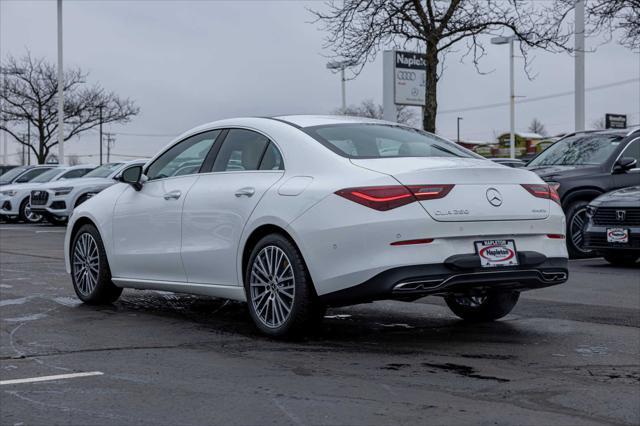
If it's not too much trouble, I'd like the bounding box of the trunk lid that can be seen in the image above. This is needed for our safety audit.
[351,158,550,222]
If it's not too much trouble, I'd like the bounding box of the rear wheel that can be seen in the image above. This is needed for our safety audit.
[244,233,323,338]
[566,200,593,259]
[71,224,122,304]
[445,292,520,322]
[602,253,639,266]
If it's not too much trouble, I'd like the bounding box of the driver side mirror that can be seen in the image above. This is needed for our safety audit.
[118,165,145,191]
[613,157,637,173]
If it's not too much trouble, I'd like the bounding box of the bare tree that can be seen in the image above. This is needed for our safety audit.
[528,118,548,136]
[311,1,571,133]
[333,99,418,125]
[591,117,606,130]
[1,53,139,164]
[550,0,639,49]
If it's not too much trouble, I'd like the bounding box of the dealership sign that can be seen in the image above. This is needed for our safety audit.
[394,51,426,106]
[605,113,627,129]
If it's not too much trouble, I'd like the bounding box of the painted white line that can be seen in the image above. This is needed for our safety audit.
[35,230,66,234]
[0,371,103,385]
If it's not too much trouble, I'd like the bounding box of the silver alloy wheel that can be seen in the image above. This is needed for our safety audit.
[455,295,487,308]
[569,207,592,254]
[249,245,295,328]
[24,203,42,223]
[73,233,100,296]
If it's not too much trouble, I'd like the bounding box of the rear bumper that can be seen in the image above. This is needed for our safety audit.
[320,253,568,306]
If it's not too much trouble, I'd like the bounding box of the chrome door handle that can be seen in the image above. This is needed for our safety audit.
[163,190,182,200]
[235,187,255,197]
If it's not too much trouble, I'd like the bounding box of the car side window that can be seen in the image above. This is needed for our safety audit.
[146,130,220,181]
[621,139,639,168]
[213,129,269,172]
[259,142,284,170]
[60,169,90,179]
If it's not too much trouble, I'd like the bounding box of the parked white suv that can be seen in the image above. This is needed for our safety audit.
[30,160,147,224]
[0,165,95,223]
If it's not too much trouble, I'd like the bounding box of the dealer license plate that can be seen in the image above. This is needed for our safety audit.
[607,228,629,243]
[475,240,519,268]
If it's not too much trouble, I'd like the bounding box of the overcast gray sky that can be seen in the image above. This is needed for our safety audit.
[1,0,639,163]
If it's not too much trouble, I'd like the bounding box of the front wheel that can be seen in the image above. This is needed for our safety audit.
[44,213,68,226]
[244,234,323,338]
[445,292,520,322]
[19,198,42,223]
[71,224,122,304]
[566,200,594,259]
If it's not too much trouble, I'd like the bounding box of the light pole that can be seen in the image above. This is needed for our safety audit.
[491,35,516,159]
[327,60,356,112]
[574,0,585,132]
[456,117,463,143]
[57,0,64,164]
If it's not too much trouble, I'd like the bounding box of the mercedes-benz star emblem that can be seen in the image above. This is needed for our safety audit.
[486,188,503,207]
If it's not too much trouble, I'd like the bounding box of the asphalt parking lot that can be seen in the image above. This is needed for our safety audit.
[0,223,638,426]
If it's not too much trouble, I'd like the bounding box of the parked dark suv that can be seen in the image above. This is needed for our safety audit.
[527,128,640,258]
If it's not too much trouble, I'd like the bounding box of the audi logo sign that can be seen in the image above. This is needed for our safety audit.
[394,51,427,106]
[397,71,417,81]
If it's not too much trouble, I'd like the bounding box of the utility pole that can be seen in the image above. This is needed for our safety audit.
[2,65,7,165]
[574,0,585,132]
[104,133,115,163]
[456,117,463,143]
[57,0,64,164]
[99,105,103,165]
[327,60,356,112]
[491,36,516,159]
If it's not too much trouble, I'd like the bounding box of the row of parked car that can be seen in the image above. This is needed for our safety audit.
[0,160,146,225]
[490,127,640,264]
[1,127,639,265]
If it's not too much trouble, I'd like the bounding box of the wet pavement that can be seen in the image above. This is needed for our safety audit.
[1,223,639,425]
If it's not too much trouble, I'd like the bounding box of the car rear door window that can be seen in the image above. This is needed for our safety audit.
[213,129,269,172]
[259,142,284,170]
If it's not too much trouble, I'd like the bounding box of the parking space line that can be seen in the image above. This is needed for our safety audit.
[0,371,103,385]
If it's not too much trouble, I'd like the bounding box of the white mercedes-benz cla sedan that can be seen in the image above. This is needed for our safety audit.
[65,116,568,337]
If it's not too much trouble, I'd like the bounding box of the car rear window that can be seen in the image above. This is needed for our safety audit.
[305,124,478,159]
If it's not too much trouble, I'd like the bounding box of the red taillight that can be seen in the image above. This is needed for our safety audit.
[546,234,565,239]
[521,184,561,205]
[335,185,454,211]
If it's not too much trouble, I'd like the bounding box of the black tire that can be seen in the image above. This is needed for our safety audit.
[70,224,122,304]
[445,292,520,322]
[44,213,68,226]
[603,253,639,266]
[566,200,593,259]
[18,198,42,224]
[244,233,322,338]
[1,215,18,223]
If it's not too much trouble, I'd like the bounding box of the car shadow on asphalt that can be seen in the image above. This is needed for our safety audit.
[81,290,539,351]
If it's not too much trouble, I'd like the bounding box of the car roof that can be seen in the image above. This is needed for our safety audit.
[272,114,400,128]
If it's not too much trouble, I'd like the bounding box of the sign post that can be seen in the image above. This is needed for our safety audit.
[382,50,427,122]
[605,114,627,129]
